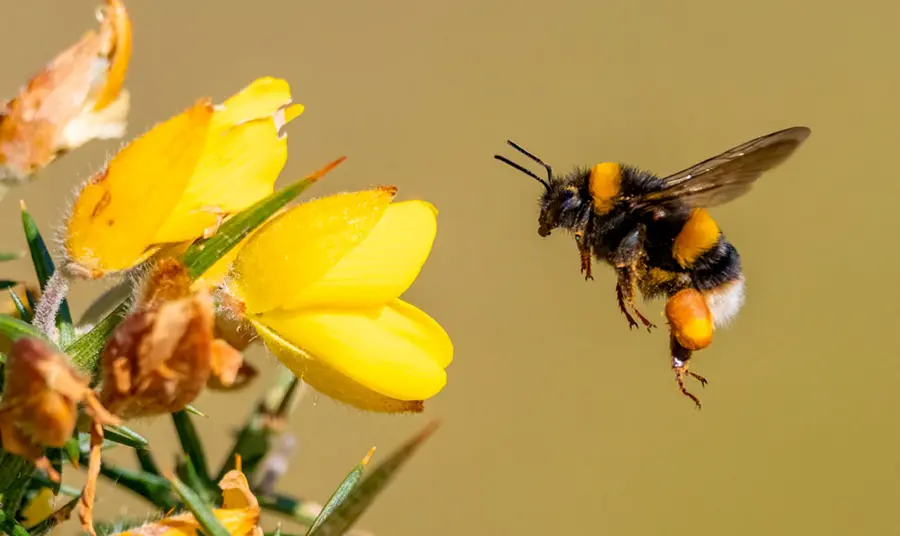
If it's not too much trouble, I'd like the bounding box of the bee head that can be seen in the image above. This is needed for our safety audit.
[494,140,559,236]
[538,182,584,237]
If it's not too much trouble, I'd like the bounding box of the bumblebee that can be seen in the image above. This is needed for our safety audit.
[494,127,811,408]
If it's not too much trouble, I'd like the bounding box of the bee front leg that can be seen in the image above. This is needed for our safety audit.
[575,234,593,280]
[574,207,593,281]
[611,227,655,332]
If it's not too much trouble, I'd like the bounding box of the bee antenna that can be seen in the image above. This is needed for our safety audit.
[506,140,553,184]
[494,155,551,191]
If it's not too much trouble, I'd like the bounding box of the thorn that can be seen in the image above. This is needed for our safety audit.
[307,156,347,183]
[361,447,377,466]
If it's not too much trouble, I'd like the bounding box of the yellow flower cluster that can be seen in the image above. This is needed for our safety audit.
[61,77,452,412]
[2,2,453,531]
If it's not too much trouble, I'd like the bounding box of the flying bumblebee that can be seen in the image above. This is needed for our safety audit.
[494,126,811,408]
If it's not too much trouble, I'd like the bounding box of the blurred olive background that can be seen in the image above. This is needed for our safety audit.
[3,0,900,534]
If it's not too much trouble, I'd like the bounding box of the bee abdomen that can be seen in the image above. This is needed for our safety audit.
[691,239,745,328]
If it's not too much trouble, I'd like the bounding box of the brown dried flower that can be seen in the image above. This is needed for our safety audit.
[98,259,246,419]
[0,0,132,183]
[0,337,119,480]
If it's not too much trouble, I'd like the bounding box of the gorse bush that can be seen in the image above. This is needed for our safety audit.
[0,1,451,534]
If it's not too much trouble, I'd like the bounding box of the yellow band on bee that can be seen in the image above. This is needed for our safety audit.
[673,209,720,267]
[588,162,622,214]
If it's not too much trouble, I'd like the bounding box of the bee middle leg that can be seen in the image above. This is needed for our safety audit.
[611,228,655,332]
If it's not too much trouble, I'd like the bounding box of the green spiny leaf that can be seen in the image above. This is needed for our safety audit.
[28,472,80,497]
[63,437,80,466]
[135,448,161,476]
[21,204,75,347]
[103,424,149,449]
[0,314,53,355]
[8,289,31,322]
[172,410,213,490]
[168,473,231,536]
[66,300,129,378]
[186,404,207,417]
[1,459,36,515]
[175,456,214,504]
[182,158,344,279]
[0,508,31,536]
[305,449,373,535]
[87,457,175,510]
[308,420,440,536]
[24,288,38,313]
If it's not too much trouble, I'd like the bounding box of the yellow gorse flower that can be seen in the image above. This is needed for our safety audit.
[64,77,304,278]
[227,187,453,413]
[21,488,55,526]
[113,462,262,536]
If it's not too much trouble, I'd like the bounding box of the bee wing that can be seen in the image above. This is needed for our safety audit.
[631,126,811,211]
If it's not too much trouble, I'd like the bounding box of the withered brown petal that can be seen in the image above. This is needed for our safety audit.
[99,288,217,419]
[0,0,131,182]
[207,339,255,390]
[0,337,101,461]
[138,257,193,308]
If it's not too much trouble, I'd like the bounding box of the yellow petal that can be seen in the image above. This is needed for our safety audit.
[64,99,213,274]
[152,78,302,243]
[214,77,299,126]
[256,299,452,400]
[232,188,397,314]
[286,200,438,310]
[282,103,305,124]
[21,487,54,526]
[253,321,424,413]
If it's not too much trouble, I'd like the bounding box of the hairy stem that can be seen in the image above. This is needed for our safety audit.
[32,270,69,340]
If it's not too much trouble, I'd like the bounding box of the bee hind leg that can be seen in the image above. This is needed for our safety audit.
[670,331,708,410]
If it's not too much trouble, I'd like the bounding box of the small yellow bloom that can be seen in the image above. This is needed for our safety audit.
[21,488,55,526]
[0,0,132,183]
[113,463,262,536]
[227,188,453,412]
[64,77,304,278]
